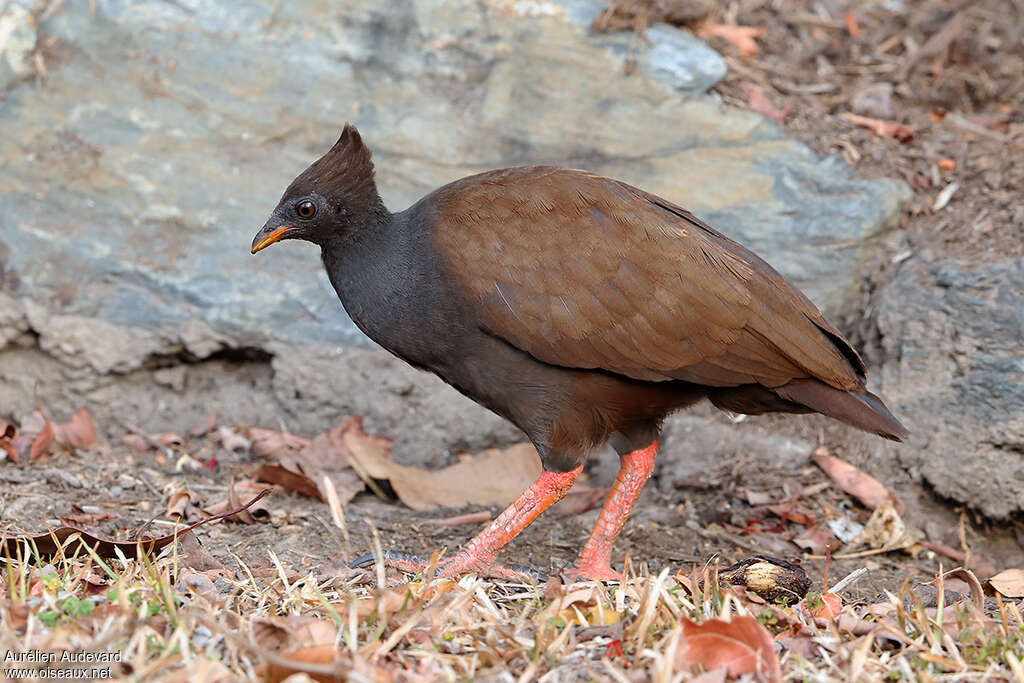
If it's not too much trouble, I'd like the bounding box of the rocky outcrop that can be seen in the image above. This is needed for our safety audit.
[875,258,1024,518]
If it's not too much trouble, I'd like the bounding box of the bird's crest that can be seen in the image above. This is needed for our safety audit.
[287,124,379,211]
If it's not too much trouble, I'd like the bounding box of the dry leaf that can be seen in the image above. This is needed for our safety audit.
[425,510,492,527]
[804,592,842,619]
[255,463,322,500]
[989,568,1024,598]
[696,22,766,58]
[29,412,55,461]
[189,412,219,438]
[202,481,270,523]
[843,11,859,37]
[676,615,782,682]
[840,112,915,143]
[742,83,790,123]
[250,428,310,459]
[121,433,151,453]
[59,409,98,451]
[0,489,269,558]
[346,433,543,511]
[1,423,19,463]
[846,499,917,552]
[793,525,838,556]
[59,509,116,526]
[217,426,251,453]
[812,449,900,511]
[251,420,363,504]
[167,491,197,521]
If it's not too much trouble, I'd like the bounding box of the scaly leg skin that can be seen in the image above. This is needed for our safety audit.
[562,441,658,582]
[354,465,582,581]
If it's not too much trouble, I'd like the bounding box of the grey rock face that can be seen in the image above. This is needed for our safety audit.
[876,258,1024,518]
[0,0,908,461]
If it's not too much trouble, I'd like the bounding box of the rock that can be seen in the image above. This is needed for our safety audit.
[0,2,37,92]
[875,258,1024,518]
[0,0,908,461]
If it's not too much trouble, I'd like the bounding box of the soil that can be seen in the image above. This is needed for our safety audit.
[3,0,1023,603]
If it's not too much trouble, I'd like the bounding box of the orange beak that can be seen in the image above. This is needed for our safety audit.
[251,225,297,254]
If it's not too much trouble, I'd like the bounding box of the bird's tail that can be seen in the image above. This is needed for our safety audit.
[774,379,908,442]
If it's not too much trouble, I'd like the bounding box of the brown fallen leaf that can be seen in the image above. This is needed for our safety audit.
[253,419,365,504]
[676,615,782,682]
[812,449,900,511]
[255,463,322,500]
[346,430,543,511]
[695,22,766,59]
[0,488,269,558]
[29,411,55,462]
[250,428,311,459]
[425,510,492,527]
[59,409,98,451]
[166,491,198,522]
[840,112,915,143]
[793,525,838,556]
[988,568,1024,598]
[553,486,610,517]
[189,411,219,438]
[175,530,226,574]
[59,509,116,526]
[742,83,790,123]
[1,423,19,463]
[121,433,151,453]
[202,480,271,523]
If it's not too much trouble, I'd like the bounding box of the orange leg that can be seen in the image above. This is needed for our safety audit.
[377,465,583,580]
[563,441,657,581]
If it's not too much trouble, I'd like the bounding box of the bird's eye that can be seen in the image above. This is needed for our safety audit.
[296,201,316,219]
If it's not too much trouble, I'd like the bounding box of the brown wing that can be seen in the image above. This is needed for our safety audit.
[431,167,866,391]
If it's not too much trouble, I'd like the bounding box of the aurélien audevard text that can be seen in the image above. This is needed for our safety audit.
[4,649,121,663]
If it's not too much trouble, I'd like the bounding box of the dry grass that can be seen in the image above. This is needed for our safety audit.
[0,534,1022,682]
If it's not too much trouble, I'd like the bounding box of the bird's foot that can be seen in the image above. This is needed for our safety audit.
[561,556,622,583]
[350,550,544,582]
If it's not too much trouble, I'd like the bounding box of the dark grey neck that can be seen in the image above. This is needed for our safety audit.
[320,206,453,368]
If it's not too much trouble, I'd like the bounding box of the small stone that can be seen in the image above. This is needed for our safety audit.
[117,473,137,489]
[851,82,895,120]
[0,4,37,92]
[153,366,187,392]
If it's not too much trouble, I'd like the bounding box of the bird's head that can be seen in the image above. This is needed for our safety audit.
[251,124,383,254]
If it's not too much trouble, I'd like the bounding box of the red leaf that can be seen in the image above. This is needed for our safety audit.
[676,615,782,682]
[29,415,55,462]
[742,84,790,123]
[843,11,859,37]
[0,423,18,464]
[60,409,98,451]
[803,592,842,619]
[695,23,766,59]
[812,449,900,511]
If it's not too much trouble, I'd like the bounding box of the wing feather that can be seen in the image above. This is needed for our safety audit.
[431,167,865,391]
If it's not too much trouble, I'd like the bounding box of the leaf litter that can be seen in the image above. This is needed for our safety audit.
[0,404,1022,679]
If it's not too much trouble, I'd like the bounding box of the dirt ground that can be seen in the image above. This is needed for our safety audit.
[3,0,1023,610]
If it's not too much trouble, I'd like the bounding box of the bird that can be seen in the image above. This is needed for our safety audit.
[251,124,907,581]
